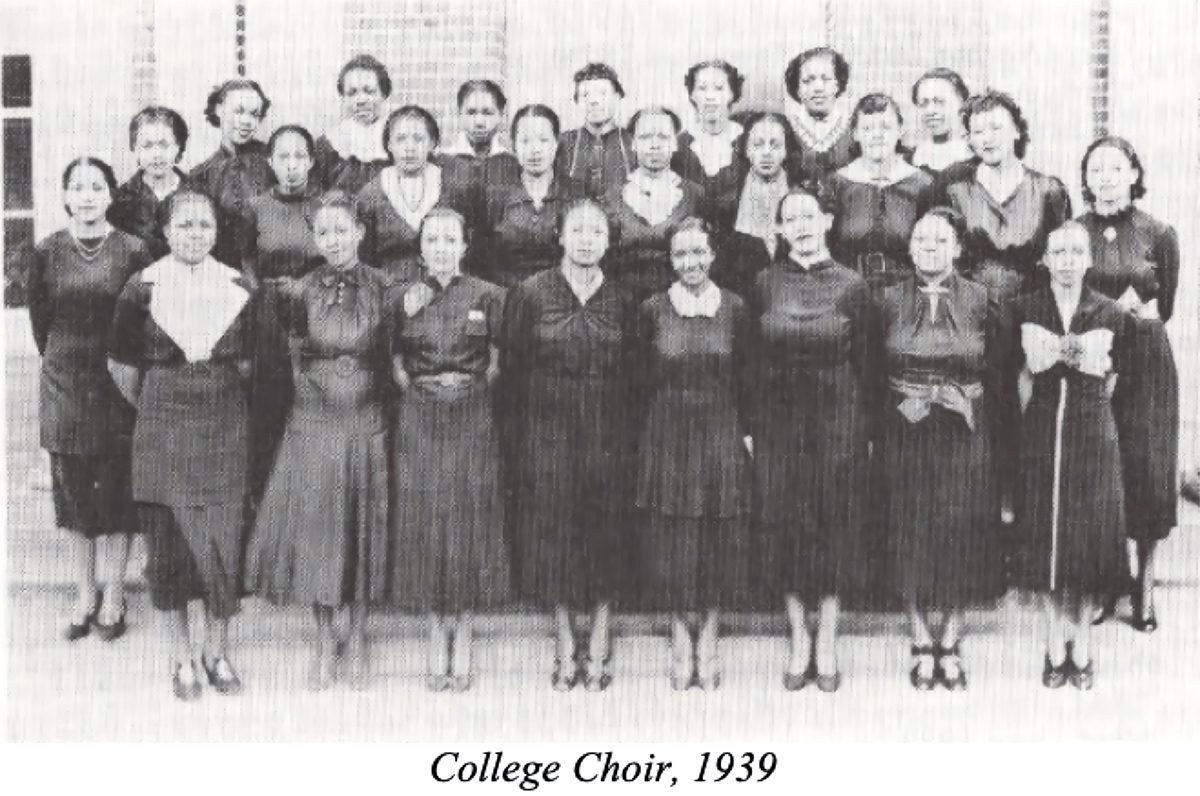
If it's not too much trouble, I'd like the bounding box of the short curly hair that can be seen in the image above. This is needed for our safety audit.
[684,59,745,106]
[961,90,1031,160]
[337,54,392,98]
[572,62,625,101]
[204,79,271,128]
[784,47,850,103]
[1080,135,1147,205]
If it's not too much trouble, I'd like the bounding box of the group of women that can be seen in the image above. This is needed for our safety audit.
[26,47,1181,701]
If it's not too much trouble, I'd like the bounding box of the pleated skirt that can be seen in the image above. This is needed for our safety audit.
[245,407,388,607]
[385,380,509,613]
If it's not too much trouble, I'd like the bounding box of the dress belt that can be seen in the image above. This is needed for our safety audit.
[889,375,983,430]
[300,352,373,376]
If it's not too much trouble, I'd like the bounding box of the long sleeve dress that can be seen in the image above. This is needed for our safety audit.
[750,254,872,603]
[1012,286,1131,595]
[601,175,708,306]
[672,122,745,205]
[822,165,938,295]
[385,274,510,612]
[555,125,637,200]
[1079,207,1180,543]
[708,166,804,299]
[313,116,391,195]
[108,257,256,618]
[876,275,1008,607]
[502,269,637,608]
[635,285,754,611]
[242,187,323,497]
[479,175,584,289]
[353,160,478,279]
[245,263,391,608]
[26,229,147,537]
[107,169,190,260]
[944,165,1072,302]
[188,140,276,270]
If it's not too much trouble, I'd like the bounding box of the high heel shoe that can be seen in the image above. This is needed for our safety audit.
[1069,659,1094,691]
[936,643,967,691]
[552,652,579,691]
[583,653,613,692]
[1131,591,1159,633]
[783,650,816,691]
[172,661,202,701]
[63,589,101,642]
[694,639,721,692]
[202,655,243,695]
[1042,649,1070,689]
[93,599,128,642]
[670,631,696,691]
[909,645,939,691]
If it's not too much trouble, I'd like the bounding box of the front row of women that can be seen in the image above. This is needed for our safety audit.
[46,163,1133,699]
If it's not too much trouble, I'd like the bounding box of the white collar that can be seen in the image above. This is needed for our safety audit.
[668,281,721,318]
[560,262,604,304]
[686,120,743,176]
[839,157,920,187]
[624,169,683,226]
[787,250,828,271]
[143,255,248,363]
[911,138,973,171]
[440,130,508,158]
[786,96,852,153]
[324,115,390,162]
[380,163,442,231]
[976,162,1027,205]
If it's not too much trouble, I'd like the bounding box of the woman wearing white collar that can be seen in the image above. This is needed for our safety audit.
[825,94,937,296]
[636,218,753,691]
[313,55,393,195]
[752,188,872,694]
[442,80,510,160]
[908,68,975,176]
[603,106,707,305]
[107,190,255,701]
[354,105,477,279]
[1013,221,1133,691]
[782,47,856,179]
[674,60,747,201]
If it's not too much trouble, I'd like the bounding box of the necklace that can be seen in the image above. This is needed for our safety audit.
[71,229,111,262]
[399,171,427,212]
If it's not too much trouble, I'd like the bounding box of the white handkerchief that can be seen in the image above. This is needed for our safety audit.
[145,256,249,363]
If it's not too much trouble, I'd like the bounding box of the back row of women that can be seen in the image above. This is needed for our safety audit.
[29,47,1181,701]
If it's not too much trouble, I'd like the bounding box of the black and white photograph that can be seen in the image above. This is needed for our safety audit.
[2,0,1198,770]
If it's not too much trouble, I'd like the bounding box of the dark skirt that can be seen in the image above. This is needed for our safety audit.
[512,373,633,608]
[248,283,294,499]
[245,404,388,608]
[879,399,1005,609]
[754,363,869,602]
[385,379,509,613]
[640,513,754,611]
[1015,376,1127,596]
[140,501,245,619]
[49,452,137,538]
[1113,317,1178,541]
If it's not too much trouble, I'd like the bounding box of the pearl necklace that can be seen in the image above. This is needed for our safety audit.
[71,229,111,262]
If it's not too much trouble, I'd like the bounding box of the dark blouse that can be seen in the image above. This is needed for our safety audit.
[945,165,1072,283]
[480,176,584,288]
[672,130,743,203]
[313,135,389,196]
[108,267,256,368]
[555,125,637,200]
[27,230,148,452]
[353,160,478,279]
[750,255,871,376]
[188,140,276,269]
[601,177,708,305]
[823,169,938,283]
[1078,207,1180,322]
[243,187,322,281]
[107,169,190,259]
[391,274,505,378]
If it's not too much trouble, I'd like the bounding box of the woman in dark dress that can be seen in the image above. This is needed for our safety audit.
[479,105,581,288]
[945,90,1071,525]
[555,62,636,200]
[782,47,854,180]
[878,208,1008,691]
[1078,137,1180,632]
[108,107,190,259]
[1014,221,1131,690]
[245,192,389,691]
[188,79,275,271]
[354,105,477,279]
[709,112,803,298]
[27,158,147,641]
[441,80,518,200]
[673,60,746,203]
[752,188,871,693]
[502,199,637,692]
[823,93,937,296]
[636,218,753,690]
[602,107,706,306]
[908,69,974,178]
[108,190,255,701]
[387,208,509,692]
[945,91,1072,304]
[314,55,393,195]
[242,125,323,499]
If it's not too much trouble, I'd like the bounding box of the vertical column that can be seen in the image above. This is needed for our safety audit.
[1090,0,1111,139]
[236,1,247,77]
[131,0,158,107]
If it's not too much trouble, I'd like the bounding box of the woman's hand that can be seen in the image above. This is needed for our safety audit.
[1115,285,1142,315]
[1018,367,1033,413]
[1137,298,1160,321]
[391,356,412,392]
[107,359,142,408]
[743,435,754,457]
